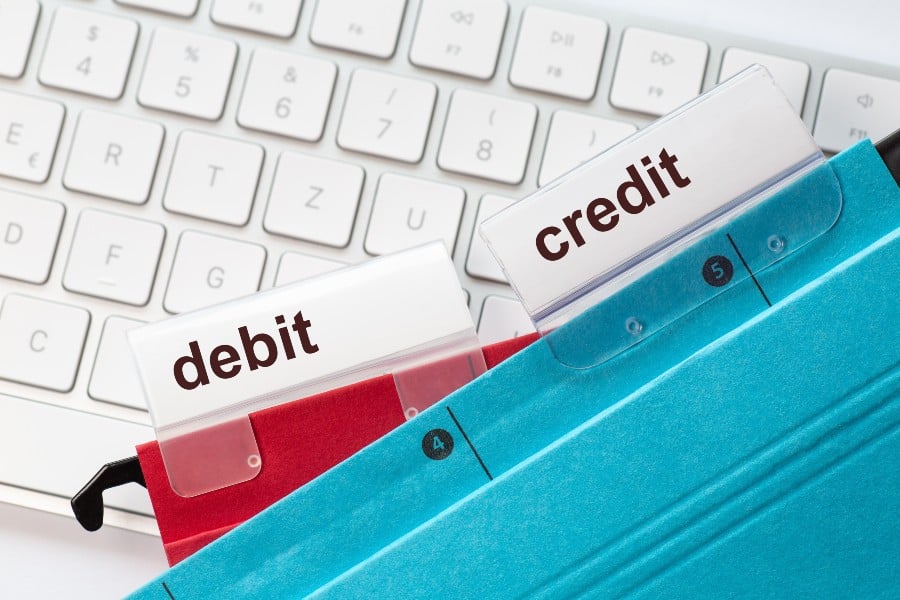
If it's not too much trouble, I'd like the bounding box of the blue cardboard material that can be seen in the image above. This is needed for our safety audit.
[129,140,899,599]
[315,229,899,598]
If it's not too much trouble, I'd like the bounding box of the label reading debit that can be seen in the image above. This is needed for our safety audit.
[130,243,475,432]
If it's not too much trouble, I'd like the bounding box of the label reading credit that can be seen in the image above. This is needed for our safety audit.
[480,67,821,316]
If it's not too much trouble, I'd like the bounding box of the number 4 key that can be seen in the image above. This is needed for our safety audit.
[39,6,138,100]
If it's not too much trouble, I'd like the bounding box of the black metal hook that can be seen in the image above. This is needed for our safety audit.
[71,456,146,531]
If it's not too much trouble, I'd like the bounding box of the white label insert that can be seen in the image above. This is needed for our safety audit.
[130,243,474,430]
[480,67,820,316]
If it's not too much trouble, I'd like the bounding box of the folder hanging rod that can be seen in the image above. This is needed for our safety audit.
[875,127,900,186]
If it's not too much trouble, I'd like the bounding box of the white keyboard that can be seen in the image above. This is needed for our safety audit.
[0,0,898,533]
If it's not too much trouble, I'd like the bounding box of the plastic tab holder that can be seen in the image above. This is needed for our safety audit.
[480,66,843,368]
[128,243,485,497]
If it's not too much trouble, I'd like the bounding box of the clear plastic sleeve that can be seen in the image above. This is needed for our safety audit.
[481,66,843,368]
[129,243,485,497]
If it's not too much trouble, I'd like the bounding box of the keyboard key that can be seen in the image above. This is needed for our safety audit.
[0,294,90,392]
[0,0,40,79]
[337,69,436,163]
[237,48,336,143]
[211,0,303,38]
[264,152,364,248]
[718,48,809,114]
[138,27,237,121]
[813,69,900,153]
[365,173,464,255]
[38,6,138,100]
[0,392,153,515]
[438,89,537,184]
[0,90,65,183]
[63,110,164,204]
[509,7,608,100]
[163,130,264,226]
[0,190,64,284]
[275,253,346,287]
[164,231,266,314]
[610,27,708,116]
[115,0,198,18]
[466,194,515,283]
[539,110,636,186]
[477,295,535,345]
[409,0,508,80]
[310,0,406,59]
[63,210,165,306]
[88,316,148,411]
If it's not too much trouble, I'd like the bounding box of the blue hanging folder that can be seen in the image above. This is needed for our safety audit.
[129,69,899,599]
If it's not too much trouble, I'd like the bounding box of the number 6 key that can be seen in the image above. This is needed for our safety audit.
[237,47,337,143]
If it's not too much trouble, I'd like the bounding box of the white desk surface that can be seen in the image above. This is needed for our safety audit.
[1,0,895,598]
[0,502,167,598]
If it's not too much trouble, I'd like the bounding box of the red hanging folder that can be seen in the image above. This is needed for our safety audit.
[136,335,534,565]
[72,243,536,564]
